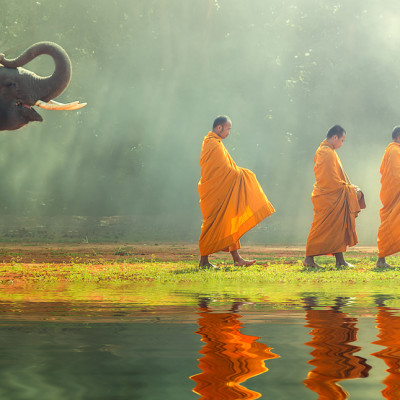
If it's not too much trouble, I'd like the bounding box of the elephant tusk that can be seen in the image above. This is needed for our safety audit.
[35,99,87,110]
[49,100,87,110]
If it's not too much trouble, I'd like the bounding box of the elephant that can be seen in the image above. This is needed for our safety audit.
[0,41,86,131]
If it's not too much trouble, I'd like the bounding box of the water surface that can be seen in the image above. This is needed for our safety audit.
[0,286,398,399]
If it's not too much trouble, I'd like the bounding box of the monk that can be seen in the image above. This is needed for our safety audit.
[303,297,371,399]
[372,299,400,399]
[198,115,275,269]
[191,300,279,400]
[304,125,360,268]
[376,126,400,268]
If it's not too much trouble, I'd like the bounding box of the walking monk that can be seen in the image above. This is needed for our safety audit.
[304,125,360,268]
[198,116,275,269]
[376,126,400,268]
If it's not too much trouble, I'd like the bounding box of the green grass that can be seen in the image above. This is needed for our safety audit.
[1,253,400,284]
[1,253,400,290]
[0,251,399,307]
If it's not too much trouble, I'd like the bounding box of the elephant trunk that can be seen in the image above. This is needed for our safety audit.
[0,41,72,103]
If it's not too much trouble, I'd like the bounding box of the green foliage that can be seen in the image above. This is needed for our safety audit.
[0,1,398,244]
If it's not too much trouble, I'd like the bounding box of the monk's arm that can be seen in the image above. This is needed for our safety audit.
[314,148,347,191]
[200,139,239,179]
[388,148,400,184]
[211,141,239,173]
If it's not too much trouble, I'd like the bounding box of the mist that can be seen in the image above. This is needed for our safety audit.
[0,0,399,245]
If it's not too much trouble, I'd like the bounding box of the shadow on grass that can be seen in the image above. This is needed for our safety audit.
[372,266,400,272]
[301,264,332,272]
[301,264,357,272]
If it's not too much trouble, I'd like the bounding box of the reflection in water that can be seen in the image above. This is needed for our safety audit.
[303,297,371,400]
[191,299,279,400]
[372,300,400,400]
[6,293,400,398]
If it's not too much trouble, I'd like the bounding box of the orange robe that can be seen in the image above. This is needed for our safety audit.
[304,308,371,399]
[372,306,400,400]
[190,308,279,400]
[198,132,275,256]
[306,140,360,257]
[377,142,400,258]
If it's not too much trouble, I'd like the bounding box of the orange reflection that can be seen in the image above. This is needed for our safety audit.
[303,298,371,400]
[372,305,400,399]
[190,302,279,400]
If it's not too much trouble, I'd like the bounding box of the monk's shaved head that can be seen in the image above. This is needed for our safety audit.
[327,125,346,139]
[392,126,400,140]
[213,115,231,129]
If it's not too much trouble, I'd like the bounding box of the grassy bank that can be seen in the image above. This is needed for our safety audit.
[0,244,399,313]
[1,250,400,288]
[0,244,399,300]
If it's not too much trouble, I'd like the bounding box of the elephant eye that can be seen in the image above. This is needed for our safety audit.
[5,81,16,88]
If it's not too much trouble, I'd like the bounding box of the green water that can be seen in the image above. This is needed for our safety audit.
[0,286,398,399]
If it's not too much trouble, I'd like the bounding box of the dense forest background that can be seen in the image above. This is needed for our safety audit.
[0,0,399,244]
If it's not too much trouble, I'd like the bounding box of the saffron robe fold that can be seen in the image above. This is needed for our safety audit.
[190,308,279,400]
[304,308,370,399]
[198,131,275,256]
[372,306,400,399]
[377,142,400,258]
[306,140,360,257]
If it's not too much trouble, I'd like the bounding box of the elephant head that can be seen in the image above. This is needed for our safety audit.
[0,41,86,131]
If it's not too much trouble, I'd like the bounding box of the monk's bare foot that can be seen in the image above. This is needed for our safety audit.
[234,258,256,267]
[303,261,322,268]
[376,258,393,268]
[303,256,322,268]
[333,252,353,268]
[198,261,220,270]
[199,255,220,270]
[336,261,354,268]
